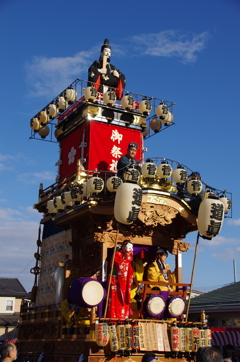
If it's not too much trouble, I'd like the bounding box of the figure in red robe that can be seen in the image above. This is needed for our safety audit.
[88,39,126,100]
[106,240,134,319]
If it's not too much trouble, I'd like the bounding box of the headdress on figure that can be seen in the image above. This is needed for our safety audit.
[101,39,111,52]
[156,247,168,257]
[189,171,201,180]
[128,142,138,149]
[122,239,133,245]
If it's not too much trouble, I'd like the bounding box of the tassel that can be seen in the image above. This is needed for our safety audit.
[140,249,145,259]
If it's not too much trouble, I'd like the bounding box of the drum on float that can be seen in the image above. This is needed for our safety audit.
[167,296,186,318]
[69,277,106,308]
[145,294,166,318]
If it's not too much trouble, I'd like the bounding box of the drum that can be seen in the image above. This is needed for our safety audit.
[167,296,186,318]
[69,277,106,307]
[145,294,166,318]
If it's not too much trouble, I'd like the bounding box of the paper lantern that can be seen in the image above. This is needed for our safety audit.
[150,118,162,132]
[106,176,122,192]
[116,322,126,356]
[132,321,140,354]
[157,161,172,179]
[109,323,119,354]
[162,111,173,124]
[142,125,149,137]
[38,126,50,139]
[95,320,109,348]
[187,179,202,195]
[30,118,41,131]
[103,90,116,105]
[171,324,180,352]
[114,183,142,225]
[141,162,157,178]
[205,327,212,347]
[70,183,87,203]
[64,88,77,103]
[155,103,168,118]
[219,195,232,213]
[87,177,104,193]
[124,320,132,354]
[202,189,217,200]
[123,168,140,183]
[172,167,188,183]
[54,127,63,139]
[192,326,200,352]
[46,104,58,119]
[139,99,152,116]
[56,96,68,112]
[61,191,73,208]
[121,94,134,109]
[53,196,64,211]
[38,110,49,124]
[185,327,193,353]
[47,200,57,214]
[84,86,98,101]
[198,197,225,238]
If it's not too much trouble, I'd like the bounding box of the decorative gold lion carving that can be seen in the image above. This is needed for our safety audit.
[138,203,178,227]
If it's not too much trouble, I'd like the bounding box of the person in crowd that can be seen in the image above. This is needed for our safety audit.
[0,343,17,362]
[142,352,158,362]
[196,347,223,362]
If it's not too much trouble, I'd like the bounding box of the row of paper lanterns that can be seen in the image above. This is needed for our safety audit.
[30,89,78,137]
[84,86,173,120]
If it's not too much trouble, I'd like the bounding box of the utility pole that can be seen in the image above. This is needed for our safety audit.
[233,260,237,282]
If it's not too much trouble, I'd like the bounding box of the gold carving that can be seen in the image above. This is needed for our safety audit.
[138,203,178,227]
[147,195,168,205]
[178,207,188,218]
[132,115,146,126]
[82,105,100,118]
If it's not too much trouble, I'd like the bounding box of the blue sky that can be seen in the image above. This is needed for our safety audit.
[0,0,240,293]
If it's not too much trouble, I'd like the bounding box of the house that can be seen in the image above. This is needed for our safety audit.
[188,281,240,347]
[0,278,28,340]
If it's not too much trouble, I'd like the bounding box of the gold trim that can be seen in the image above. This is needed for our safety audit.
[178,207,189,218]
[147,195,168,205]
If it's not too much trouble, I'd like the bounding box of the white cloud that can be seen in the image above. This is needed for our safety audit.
[18,170,55,184]
[212,247,240,261]
[130,30,210,63]
[227,219,240,226]
[25,49,94,98]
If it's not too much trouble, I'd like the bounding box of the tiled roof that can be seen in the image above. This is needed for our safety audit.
[190,281,240,308]
[0,313,20,326]
[0,278,27,297]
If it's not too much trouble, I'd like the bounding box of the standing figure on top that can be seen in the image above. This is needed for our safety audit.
[117,142,140,180]
[88,39,126,99]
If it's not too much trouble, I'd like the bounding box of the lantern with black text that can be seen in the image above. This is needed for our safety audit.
[187,179,202,195]
[53,196,64,211]
[219,195,232,213]
[87,176,104,193]
[95,320,109,349]
[156,103,168,118]
[38,126,50,139]
[172,166,188,184]
[124,320,132,355]
[123,168,140,183]
[71,183,88,204]
[114,183,142,225]
[162,111,173,124]
[192,326,200,352]
[56,96,68,112]
[47,199,57,214]
[46,104,58,119]
[150,118,162,132]
[84,86,98,101]
[139,99,152,116]
[142,161,157,179]
[106,176,122,192]
[103,90,116,105]
[38,110,49,124]
[64,88,77,103]
[30,118,41,131]
[185,326,193,354]
[109,323,119,355]
[198,197,225,238]
[202,189,217,200]
[121,94,134,110]
[131,321,140,354]
[157,161,172,179]
[205,327,212,347]
[117,321,126,356]
[61,191,73,208]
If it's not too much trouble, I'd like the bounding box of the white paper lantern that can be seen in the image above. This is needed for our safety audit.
[95,321,109,348]
[38,126,50,138]
[106,176,122,192]
[142,125,149,137]
[56,96,68,112]
[53,196,64,211]
[87,177,104,193]
[123,168,140,183]
[70,183,88,202]
[64,88,77,103]
[84,86,98,101]
[114,183,142,225]
[202,189,217,200]
[121,94,134,109]
[30,118,41,130]
[103,90,116,105]
[162,111,173,124]
[47,200,57,214]
[187,179,202,195]
[172,167,188,184]
[139,99,152,115]
[38,110,49,124]
[54,127,63,139]
[198,198,225,238]
[219,196,232,213]
[150,118,162,132]
[61,191,73,208]
[155,103,168,118]
[157,162,172,179]
[142,162,157,178]
[46,104,59,119]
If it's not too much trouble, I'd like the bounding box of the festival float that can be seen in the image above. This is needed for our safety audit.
[18,39,232,362]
